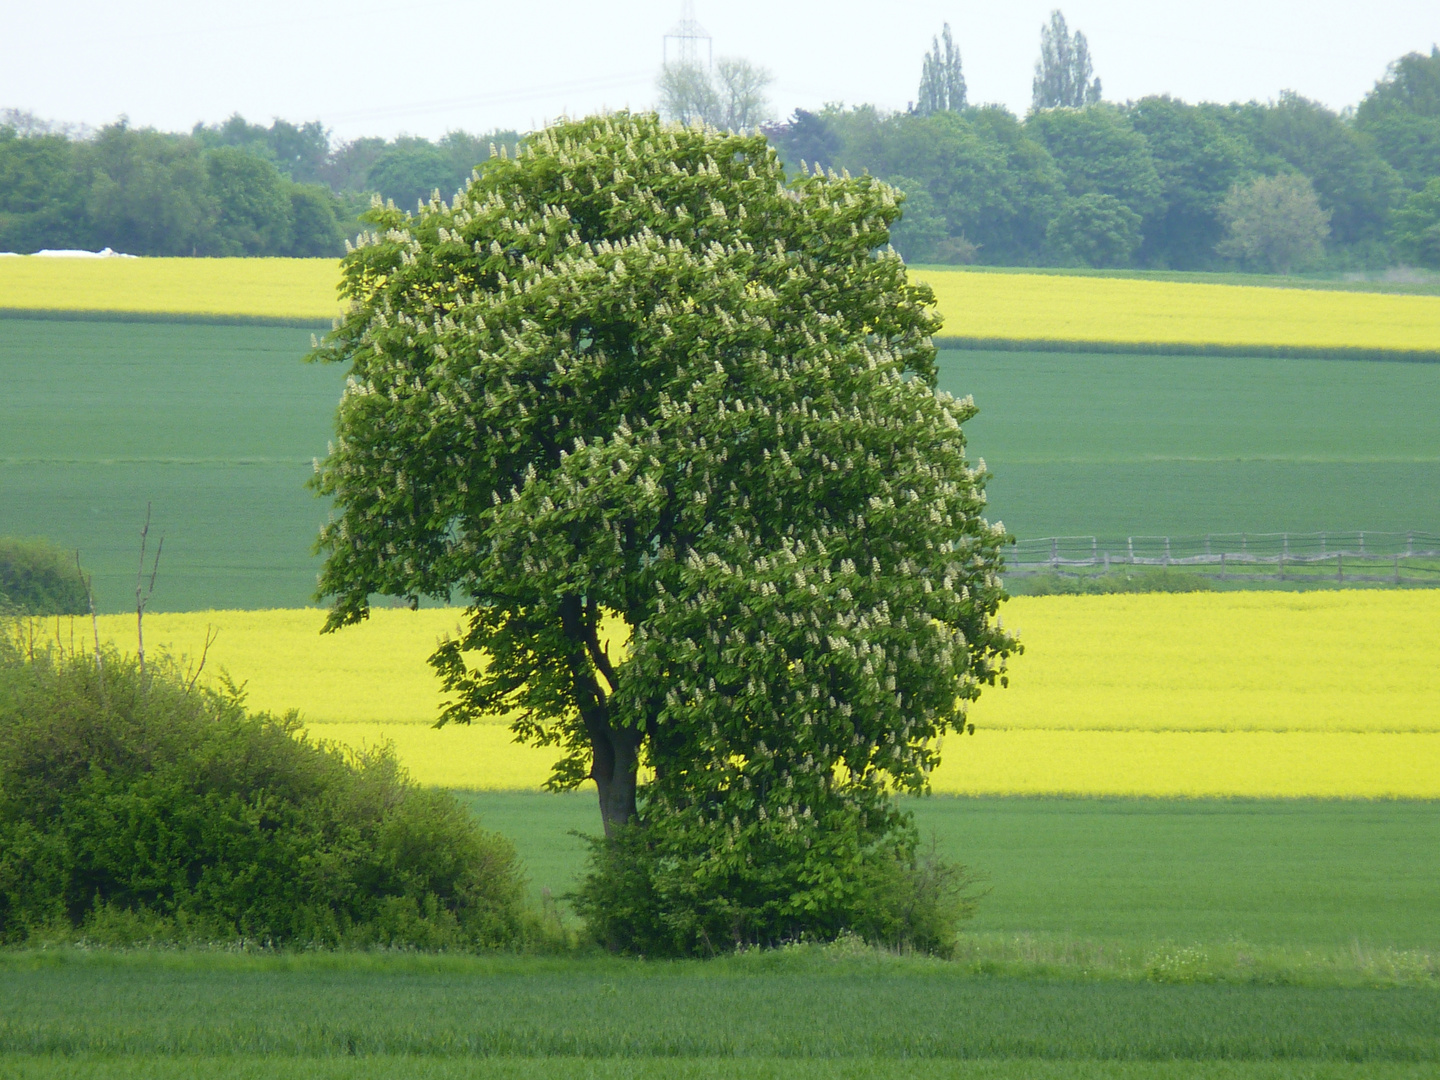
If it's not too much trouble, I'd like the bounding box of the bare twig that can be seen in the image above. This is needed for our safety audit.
[135,503,163,678]
[77,550,104,682]
[186,625,220,694]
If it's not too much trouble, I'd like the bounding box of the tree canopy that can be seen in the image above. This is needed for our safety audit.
[311,113,1014,948]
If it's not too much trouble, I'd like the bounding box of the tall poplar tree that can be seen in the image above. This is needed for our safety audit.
[1032,10,1102,111]
[916,23,967,116]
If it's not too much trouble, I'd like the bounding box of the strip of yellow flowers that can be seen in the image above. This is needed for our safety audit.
[914,269,1440,354]
[0,257,343,322]
[82,589,1439,797]
[7,257,1440,355]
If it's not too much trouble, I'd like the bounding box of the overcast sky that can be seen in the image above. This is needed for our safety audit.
[4,1,1437,141]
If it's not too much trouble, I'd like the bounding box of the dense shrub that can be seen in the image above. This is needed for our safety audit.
[573,807,978,958]
[0,628,532,947]
[0,538,89,616]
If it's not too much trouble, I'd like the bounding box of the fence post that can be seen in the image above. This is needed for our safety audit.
[1279,546,1285,581]
[1104,551,1110,572]
[1205,533,1212,558]
[1128,537,1134,565]
[1337,552,1342,584]
[1164,536,1171,567]
[1359,531,1365,555]
[1395,554,1401,586]
[1051,537,1058,569]
[1219,551,1226,579]
[1408,531,1414,557]
[1092,536,1098,565]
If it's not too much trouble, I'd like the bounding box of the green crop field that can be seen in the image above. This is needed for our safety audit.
[6,797,1434,1077]
[5,310,1440,1076]
[2,795,1438,1076]
[0,318,336,611]
[4,319,1438,611]
[467,794,1440,954]
[937,349,1440,539]
[1,950,1436,1070]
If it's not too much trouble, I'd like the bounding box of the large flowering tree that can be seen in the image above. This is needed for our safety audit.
[312,113,1016,948]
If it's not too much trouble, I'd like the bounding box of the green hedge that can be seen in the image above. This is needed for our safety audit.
[0,629,537,948]
[0,538,89,616]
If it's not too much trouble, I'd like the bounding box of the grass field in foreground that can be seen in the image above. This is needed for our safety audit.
[1,949,1436,1062]
[915,269,1440,354]
[3,1059,1437,1080]
[0,257,341,323]
[5,321,1439,612]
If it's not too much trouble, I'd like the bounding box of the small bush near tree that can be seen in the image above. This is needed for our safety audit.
[0,628,534,947]
[0,538,89,617]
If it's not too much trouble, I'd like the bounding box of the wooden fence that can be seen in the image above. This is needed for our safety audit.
[1007,531,1440,585]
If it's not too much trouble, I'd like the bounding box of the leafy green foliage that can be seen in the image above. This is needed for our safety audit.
[0,629,532,947]
[1045,193,1142,268]
[0,538,88,616]
[1356,46,1440,192]
[574,814,977,956]
[1027,106,1163,226]
[1216,173,1331,274]
[1127,97,1252,269]
[1224,92,1401,252]
[885,176,951,263]
[312,112,1014,950]
[1008,568,1215,596]
[1390,178,1440,268]
[0,119,516,257]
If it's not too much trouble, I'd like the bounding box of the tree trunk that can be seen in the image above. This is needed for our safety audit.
[559,594,639,837]
[590,721,641,837]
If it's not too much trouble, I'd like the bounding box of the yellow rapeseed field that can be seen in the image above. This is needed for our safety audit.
[80,589,1440,797]
[8,257,1440,355]
[914,269,1440,354]
[0,256,342,322]
[971,591,1440,733]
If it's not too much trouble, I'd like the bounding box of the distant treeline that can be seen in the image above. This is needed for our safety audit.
[0,114,519,257]
[2,47,1437,268]
[765,47,1440,271]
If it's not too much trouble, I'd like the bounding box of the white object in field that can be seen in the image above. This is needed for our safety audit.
[29,248,137,258]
